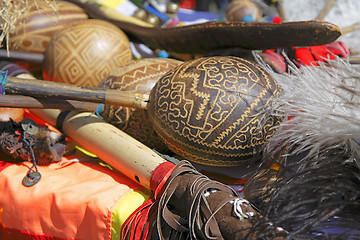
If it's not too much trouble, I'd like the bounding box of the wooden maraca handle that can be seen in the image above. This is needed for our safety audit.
[4,76,149,109]
[0,95,99,111]
[0,49,44,63]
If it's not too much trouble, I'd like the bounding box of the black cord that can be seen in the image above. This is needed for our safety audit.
[21,125,39,179]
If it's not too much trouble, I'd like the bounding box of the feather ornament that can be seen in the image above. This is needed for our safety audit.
[255,53,360,160]
[244,148,360,239]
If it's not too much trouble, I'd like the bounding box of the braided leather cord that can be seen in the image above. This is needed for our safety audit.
[121,160,288,240]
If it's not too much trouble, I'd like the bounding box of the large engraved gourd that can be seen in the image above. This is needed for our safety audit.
[148,56,282,167]
[99,58,182,153]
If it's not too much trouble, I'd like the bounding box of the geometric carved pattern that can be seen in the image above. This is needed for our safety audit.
[148,56,282,166]
[99,58,182,153]
[43,19,132,87]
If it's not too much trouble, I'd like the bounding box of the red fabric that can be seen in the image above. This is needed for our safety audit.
[120,197,156,240]
[149,161,176,192]
[0,158,145,240]
[272,16,282,23]
[293,41,350,66]
[121,162,177,240]
[0,109,149,240]
[309,45,336,62]
[293,47,318,66]
[325,41,350,58]
[0,161,11,172]
[0,225,67,240]
[179,0,196,9]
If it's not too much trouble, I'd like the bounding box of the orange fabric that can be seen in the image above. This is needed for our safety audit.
[0,157,145,240]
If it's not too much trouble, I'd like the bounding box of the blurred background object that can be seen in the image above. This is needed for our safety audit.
[282,0,360,56]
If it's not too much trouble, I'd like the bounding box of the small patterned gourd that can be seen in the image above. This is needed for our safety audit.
[43,19,132,87]
[148,56,282,167]
[9,0,88,53]
[99,58,182,153]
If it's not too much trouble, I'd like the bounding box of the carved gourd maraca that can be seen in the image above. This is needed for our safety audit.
[43,19,132,87]
[8,0,88,71]
[148,56,282,167]
[99,58,182,153]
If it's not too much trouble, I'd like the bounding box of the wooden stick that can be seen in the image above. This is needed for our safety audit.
[275,0,286,21]
[4,76,149,109]
[0,95,100,111]
[341,22,360,35]
[347,56,360,65]
[0,49,44,63]
[315,0,338,20]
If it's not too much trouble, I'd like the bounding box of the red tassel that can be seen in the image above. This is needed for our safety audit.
[120,162,176,240]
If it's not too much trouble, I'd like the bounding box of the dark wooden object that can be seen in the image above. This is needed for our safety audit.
[65,0,341,54]
[4,77,149,109]
[0,95,99,111]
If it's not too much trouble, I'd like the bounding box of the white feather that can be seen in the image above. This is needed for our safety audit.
[255,54,360,158]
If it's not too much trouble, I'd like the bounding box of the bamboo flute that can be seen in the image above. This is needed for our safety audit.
[30,108,167,189]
